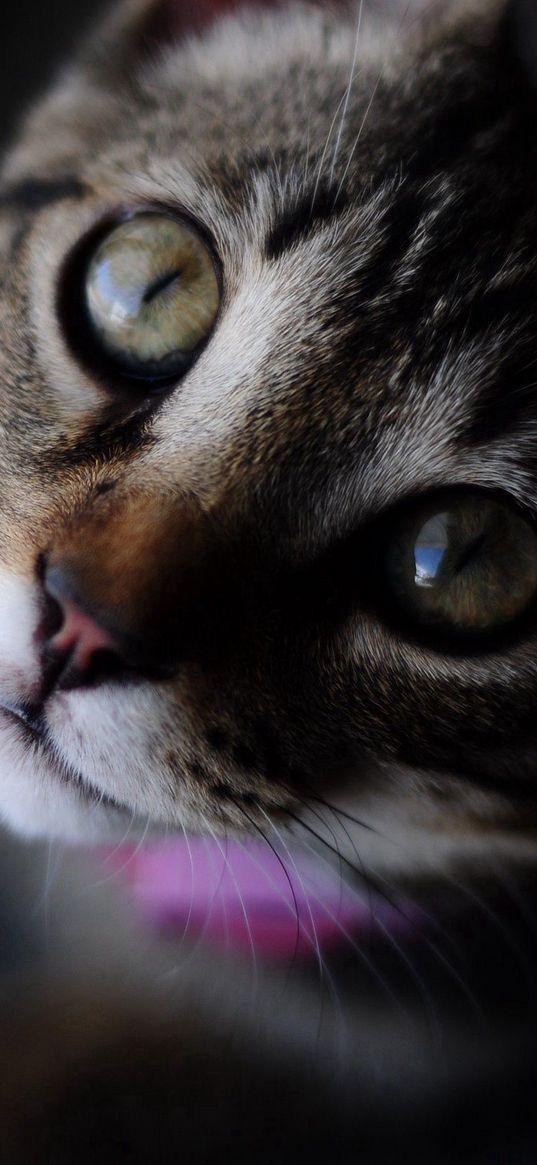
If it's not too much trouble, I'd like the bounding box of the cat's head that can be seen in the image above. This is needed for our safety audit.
[0,0,536,882]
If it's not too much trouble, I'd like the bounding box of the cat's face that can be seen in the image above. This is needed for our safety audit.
[0,0,536,881]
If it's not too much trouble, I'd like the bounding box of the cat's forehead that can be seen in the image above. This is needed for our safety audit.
[5,0,525,256]
[2,0,537,545]
[0,1,506,187]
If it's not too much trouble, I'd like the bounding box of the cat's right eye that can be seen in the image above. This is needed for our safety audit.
[82,212,220,381]
[384,492,537,642]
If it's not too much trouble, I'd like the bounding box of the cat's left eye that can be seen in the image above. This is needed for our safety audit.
[83,212,220,381]
[385,492,537,640]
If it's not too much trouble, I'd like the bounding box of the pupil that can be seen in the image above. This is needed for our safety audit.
[453,531,487,576]
[142,267,182,305]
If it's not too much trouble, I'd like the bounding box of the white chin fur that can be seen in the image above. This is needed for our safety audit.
[0,717,128,842]
[0,567,104,841]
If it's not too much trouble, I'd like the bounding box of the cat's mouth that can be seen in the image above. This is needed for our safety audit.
[0,701,130,815]
[0,700,47,743]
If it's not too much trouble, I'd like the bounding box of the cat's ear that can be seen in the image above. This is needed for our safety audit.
[506,0,537,85]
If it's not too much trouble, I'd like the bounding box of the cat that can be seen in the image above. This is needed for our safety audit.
[0,0,537,1160]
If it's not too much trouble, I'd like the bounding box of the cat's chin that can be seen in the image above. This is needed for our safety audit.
[1,700,536,894]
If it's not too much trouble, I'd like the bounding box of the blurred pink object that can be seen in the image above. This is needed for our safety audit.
[98,837,416,960]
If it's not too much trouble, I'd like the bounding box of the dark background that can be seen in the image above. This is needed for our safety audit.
[0,0,110,146]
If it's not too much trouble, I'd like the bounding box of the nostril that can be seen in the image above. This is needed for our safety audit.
[86,647,127,683]
[40,562,124,693]
[39,555,178,691]
[47,645,127,694]
[37,586,64,646]
[48,598,118,674]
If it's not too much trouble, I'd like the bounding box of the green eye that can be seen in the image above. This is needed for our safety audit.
[84,213,220,380]
[386,494,537,637]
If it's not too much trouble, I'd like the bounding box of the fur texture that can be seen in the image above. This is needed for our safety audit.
[1,1,537,1159]
[0,0,536,879]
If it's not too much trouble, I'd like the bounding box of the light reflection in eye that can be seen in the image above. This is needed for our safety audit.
[413,513,449,588]
[90,258,141,325]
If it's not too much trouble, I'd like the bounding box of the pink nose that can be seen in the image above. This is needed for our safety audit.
[49,596,118,678]
[41,562,124,692]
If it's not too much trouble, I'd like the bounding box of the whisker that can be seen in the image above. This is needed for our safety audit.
[310,0,367,216]
[88,811,151,890]
[296,798,346,920]
[258,806,327,984]
[205,822,233,954]
[234,800,401,1024]
[256,805,354,1053]
[236,802,302,969]
[286,806,404,917]
[309,794,379,835]
[332,0,421,206]
[37,837,64,941]
[328,0,365,188]
[273,827,407,1015]
[292,802,495,1035]
[98,806,138,862]
[309,796,375,933]
[172,816,196,949]
[333,68,383,206]
[324,792,531,1023]
[201,815,259,994]
[165,828,230,975]
[289,819,437,1016]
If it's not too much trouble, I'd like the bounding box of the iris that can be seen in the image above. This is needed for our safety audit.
[84,212,220,379]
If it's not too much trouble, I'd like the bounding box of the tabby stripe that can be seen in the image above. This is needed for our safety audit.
[0,176,88,213]
[265,184,347,260]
